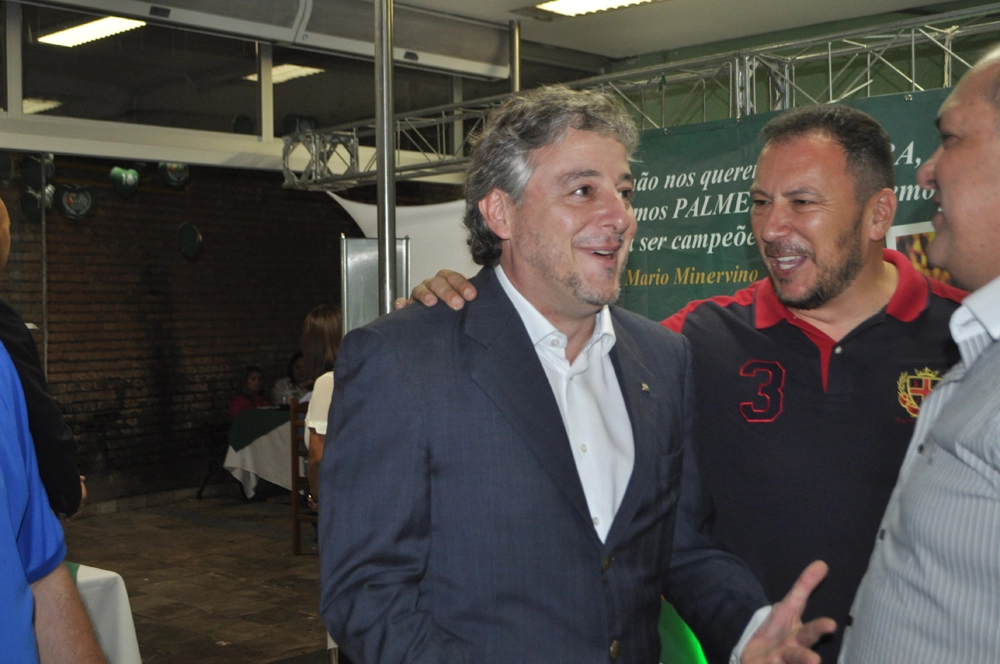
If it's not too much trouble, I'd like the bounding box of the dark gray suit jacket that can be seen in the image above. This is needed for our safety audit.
[319,267,766,664]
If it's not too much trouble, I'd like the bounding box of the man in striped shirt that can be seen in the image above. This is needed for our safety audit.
[840,45,1000,664]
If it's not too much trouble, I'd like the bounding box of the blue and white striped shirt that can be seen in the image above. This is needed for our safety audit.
[841,274,1000,664]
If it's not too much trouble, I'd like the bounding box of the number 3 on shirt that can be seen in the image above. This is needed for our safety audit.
[739,360,785,423]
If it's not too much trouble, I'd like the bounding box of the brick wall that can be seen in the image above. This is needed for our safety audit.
[1,155,365,502]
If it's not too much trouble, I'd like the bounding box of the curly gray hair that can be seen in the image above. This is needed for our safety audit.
[463,85,639,267]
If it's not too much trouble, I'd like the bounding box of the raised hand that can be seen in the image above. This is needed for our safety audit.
[742,561,837,664]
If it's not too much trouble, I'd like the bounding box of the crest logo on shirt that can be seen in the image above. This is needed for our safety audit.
[897,368,942,417]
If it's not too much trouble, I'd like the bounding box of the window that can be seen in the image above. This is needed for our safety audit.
[271,45,455,139]
[21,4,259,133]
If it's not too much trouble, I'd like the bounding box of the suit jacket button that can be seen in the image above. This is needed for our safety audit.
[609,640,621,659]
[601,557,612,571]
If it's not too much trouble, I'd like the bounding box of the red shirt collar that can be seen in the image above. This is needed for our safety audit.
[754,248,929,330]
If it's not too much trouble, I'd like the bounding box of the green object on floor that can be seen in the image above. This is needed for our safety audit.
[228,409,290,451]
[659,599,708,664]
[64,561,80,582]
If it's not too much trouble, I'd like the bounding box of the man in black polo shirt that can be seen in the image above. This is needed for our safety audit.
[661,106,963,660]
[404,104,963,661]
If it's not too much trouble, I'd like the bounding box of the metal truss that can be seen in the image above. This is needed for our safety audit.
[282,96,498,191]
[283,2,1000,191]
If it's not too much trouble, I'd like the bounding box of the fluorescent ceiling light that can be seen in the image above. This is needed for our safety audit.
[39,16,145,47]
[245,64,326,85]
[535,0,660,17]
[23,99,63,114]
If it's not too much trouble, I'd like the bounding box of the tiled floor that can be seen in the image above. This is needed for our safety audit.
[63,494,332,664]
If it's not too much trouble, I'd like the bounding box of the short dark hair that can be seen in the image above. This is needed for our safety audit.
[463,85,639,267]
[759,104,895,203]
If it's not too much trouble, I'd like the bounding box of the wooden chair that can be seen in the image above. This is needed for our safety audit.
[290,398,317,555]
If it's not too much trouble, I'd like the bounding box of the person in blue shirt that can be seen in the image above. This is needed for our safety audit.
[0,339,105,663]
[0,204,103,662]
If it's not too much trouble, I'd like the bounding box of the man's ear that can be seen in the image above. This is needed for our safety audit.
[479,189,514,241]
[865,188,898,242]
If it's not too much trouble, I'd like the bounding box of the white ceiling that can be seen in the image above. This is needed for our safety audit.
[402,0,948,59]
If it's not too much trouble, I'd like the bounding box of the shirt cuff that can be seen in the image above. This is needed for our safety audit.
[306,422,327,436]
[730,605,773,664]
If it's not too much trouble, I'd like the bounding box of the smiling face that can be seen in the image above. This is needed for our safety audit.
[482,128,636,321]
[750,132,875,310]
[917,63,1000,291]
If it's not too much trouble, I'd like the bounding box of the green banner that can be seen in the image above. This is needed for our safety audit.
[622,88,950,322]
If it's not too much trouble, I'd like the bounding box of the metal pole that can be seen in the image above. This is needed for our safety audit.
[451,76,463,156]
[768,68,773,111]
[731,58,737,119]
[40,155,48,379]
[351,128,360,173]
[702,79,706,122]
[783,62,791,109]
[509,20,521,92]
[6,2,23,120]
[944,32,953,88]
[792,64,797,107]
[640,87,646,129]
[867,52,872,97]
[7,5,47,373]
[258,42,274,142]
[375,0,397,315]
[828,42,834,101]
[660,84,665,128]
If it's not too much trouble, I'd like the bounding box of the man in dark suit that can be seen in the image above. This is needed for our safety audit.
[319,86,833,664]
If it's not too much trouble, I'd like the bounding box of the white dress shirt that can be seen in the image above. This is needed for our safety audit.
[841,274,1000,663]
[495,266,633,542]
[497,266,769,662]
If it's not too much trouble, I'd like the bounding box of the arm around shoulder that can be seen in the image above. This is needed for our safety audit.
[400,269,476,310]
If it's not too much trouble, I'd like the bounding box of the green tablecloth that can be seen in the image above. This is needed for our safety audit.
[228,409,290,452]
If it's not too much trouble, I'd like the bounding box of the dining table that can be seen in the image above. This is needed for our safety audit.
[66,561,142,664]
[223,408,296,498]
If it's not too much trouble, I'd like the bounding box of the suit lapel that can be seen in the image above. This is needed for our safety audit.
[604,310,661,550]
[465,269,594,529]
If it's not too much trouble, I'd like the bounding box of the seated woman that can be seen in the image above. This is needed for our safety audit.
[271,351,310,405]
[229,365,271,419]
[301,304,343,512]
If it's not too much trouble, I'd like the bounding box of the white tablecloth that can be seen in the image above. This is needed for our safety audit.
[75,564,142,664]
[223,422,300,498]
